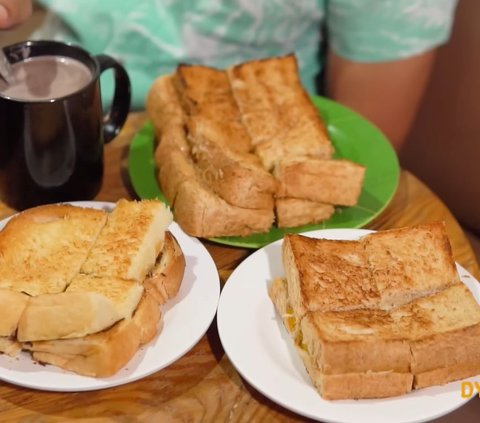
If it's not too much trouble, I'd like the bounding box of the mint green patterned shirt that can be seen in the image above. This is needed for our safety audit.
[38,0,458,109]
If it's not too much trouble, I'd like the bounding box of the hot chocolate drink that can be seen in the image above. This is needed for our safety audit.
[0,55,92,101]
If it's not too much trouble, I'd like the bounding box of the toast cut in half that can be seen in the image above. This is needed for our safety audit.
[271,223,480,399]
[173,177,275,238]
[283,222,460,314]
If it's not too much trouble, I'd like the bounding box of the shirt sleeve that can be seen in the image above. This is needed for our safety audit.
[326,0,459,62]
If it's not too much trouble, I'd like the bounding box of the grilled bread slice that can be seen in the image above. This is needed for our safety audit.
[174,65,276,209]
[275,198,334,228]
[27,292,161,378]
[270,279,480,399]
[17,273,144,342]
[228,55,333,170]
[275,158,365,206]
[81,199,173,282]
[155,126,275,237]
[173,177,274,237]
[406,283,480,387]
[0,204,107,295]
[174,64,252,154]
[282,234,380,321]
[363,222,461,308]
[186,115,276,209]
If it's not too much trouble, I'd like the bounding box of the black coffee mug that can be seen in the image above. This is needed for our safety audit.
[0,40,131,210]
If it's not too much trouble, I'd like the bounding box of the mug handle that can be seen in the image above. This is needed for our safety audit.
[95,54,131,143]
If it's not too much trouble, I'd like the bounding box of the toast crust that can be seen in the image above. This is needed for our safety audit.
[144,231,186,305]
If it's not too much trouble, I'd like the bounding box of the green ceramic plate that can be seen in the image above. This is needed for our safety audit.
[128,96,399,248]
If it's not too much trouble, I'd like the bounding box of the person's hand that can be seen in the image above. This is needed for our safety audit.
[0,0,32,29]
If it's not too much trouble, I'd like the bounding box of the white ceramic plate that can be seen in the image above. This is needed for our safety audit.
[217,228,480,423]
[0,201,220,392]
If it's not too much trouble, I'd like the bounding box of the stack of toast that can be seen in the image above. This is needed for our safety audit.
[269,222,480,400]
[146,54,366,237]
[0,199,185,377]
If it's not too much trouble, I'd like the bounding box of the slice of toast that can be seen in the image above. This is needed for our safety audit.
[282,234,380,319]
[0,204,107,295]
[275,198,334,228]
[17,291,124,342]
[81,199,173,282]
[228,55,333,170]
[363,222,461,308]
[186,115,276,209]
[174,64,276,209]
[274,158,365,206]
[174,64,252,154]
[173,177,274,237]
[405,284,480,386]
[156,129,274,237]
[28,292,160,378]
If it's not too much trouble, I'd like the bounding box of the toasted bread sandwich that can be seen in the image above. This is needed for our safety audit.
[0,200,186,377]
[270,223,480,399]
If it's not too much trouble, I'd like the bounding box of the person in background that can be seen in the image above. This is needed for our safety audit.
[33,0,458,152]
[0,0,31,29]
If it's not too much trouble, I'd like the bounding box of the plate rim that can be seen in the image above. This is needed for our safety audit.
[217,228,478,423]
[127,96,400,249]
[0,200,220,392]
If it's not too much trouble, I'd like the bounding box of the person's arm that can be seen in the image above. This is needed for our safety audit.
[0,0,32,29]
[326,48,437,152]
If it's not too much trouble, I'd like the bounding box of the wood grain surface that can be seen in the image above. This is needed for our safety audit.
[0,113,478,423]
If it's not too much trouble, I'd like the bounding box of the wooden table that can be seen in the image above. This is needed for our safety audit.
[0,113,478,423]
